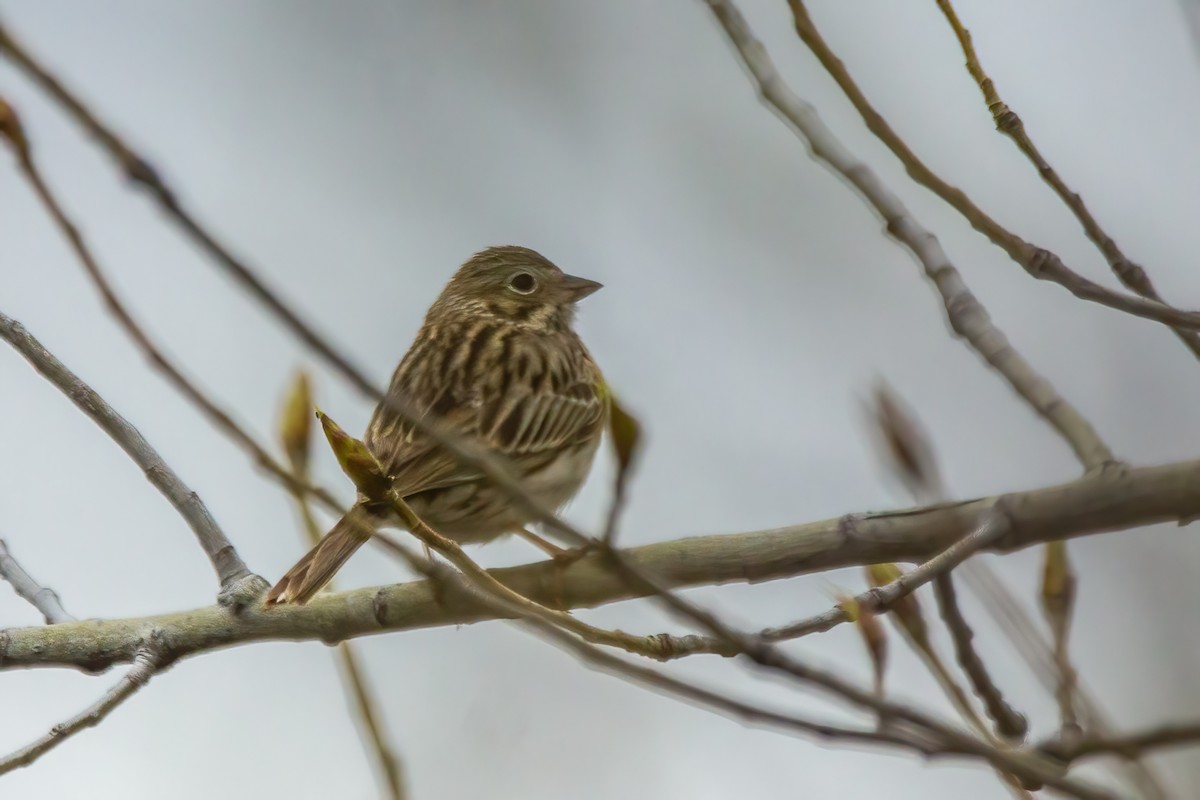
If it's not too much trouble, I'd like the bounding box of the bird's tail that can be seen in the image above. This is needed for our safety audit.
[265,505,377,606]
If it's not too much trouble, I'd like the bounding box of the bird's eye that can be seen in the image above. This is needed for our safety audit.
[508,272,537,294]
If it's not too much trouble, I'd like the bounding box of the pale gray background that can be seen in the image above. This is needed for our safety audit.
[1,1,1198,798]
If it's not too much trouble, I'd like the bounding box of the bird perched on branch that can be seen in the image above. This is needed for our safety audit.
[265,246,607,605]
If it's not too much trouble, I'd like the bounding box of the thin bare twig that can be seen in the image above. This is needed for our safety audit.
[1042,722,1200,762]
[370,534,969,770]
[703,0,1115,472]
[0,539,73,624]
[1041,540,1081,738]
[0,20,376,399]
[864,388,1028,742]
[373,532,1091,798]
[933,0,1200,362]
[663,500,1014,658]
[783,0,1200,342]
[384,500,683,658]
[962,561,1168,800]
[0,312,255,593]
[933,572,1027,741]
[0,646,159,775]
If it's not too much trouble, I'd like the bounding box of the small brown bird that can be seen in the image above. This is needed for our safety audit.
[265,246,607,605]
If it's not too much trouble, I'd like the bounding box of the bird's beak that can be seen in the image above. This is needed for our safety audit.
[562,273,603,302]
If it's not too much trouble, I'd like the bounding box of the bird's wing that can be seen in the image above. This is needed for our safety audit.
[479,377,606,462]
[374,372,606,499]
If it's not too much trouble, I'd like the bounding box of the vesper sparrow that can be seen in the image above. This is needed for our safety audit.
[265,245,606,605]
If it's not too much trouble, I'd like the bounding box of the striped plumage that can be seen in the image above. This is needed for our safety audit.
[266,246,606,605]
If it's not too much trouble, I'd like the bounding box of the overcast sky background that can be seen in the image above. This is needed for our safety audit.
[2,2,1199,798]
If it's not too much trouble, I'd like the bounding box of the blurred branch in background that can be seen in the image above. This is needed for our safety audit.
[870,386,1027,742]
[1180,0,1200,62]
[868,381,1157,795]
[962,562,1170,800]
[277,374,407,800]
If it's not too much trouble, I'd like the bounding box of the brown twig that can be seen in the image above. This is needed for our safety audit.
[933,0,1200,362]
[368,534,985,775]
[0,538,73,624]
[372,531,1092,798]
[703,0,1115,472]
[1041,722,1200,762]
[783,0,1200,341]
[384,500,686,658]
[933,571,1027,741]
[331,644,405,799]
[0,20,378,400]
[0,645,160,775]
[291,500,407,800]
[864,388,1027,741]
[961,561,1168,800]
[664,500,1013,658]
[1042,541,1081,738]
[0,312,256,595]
